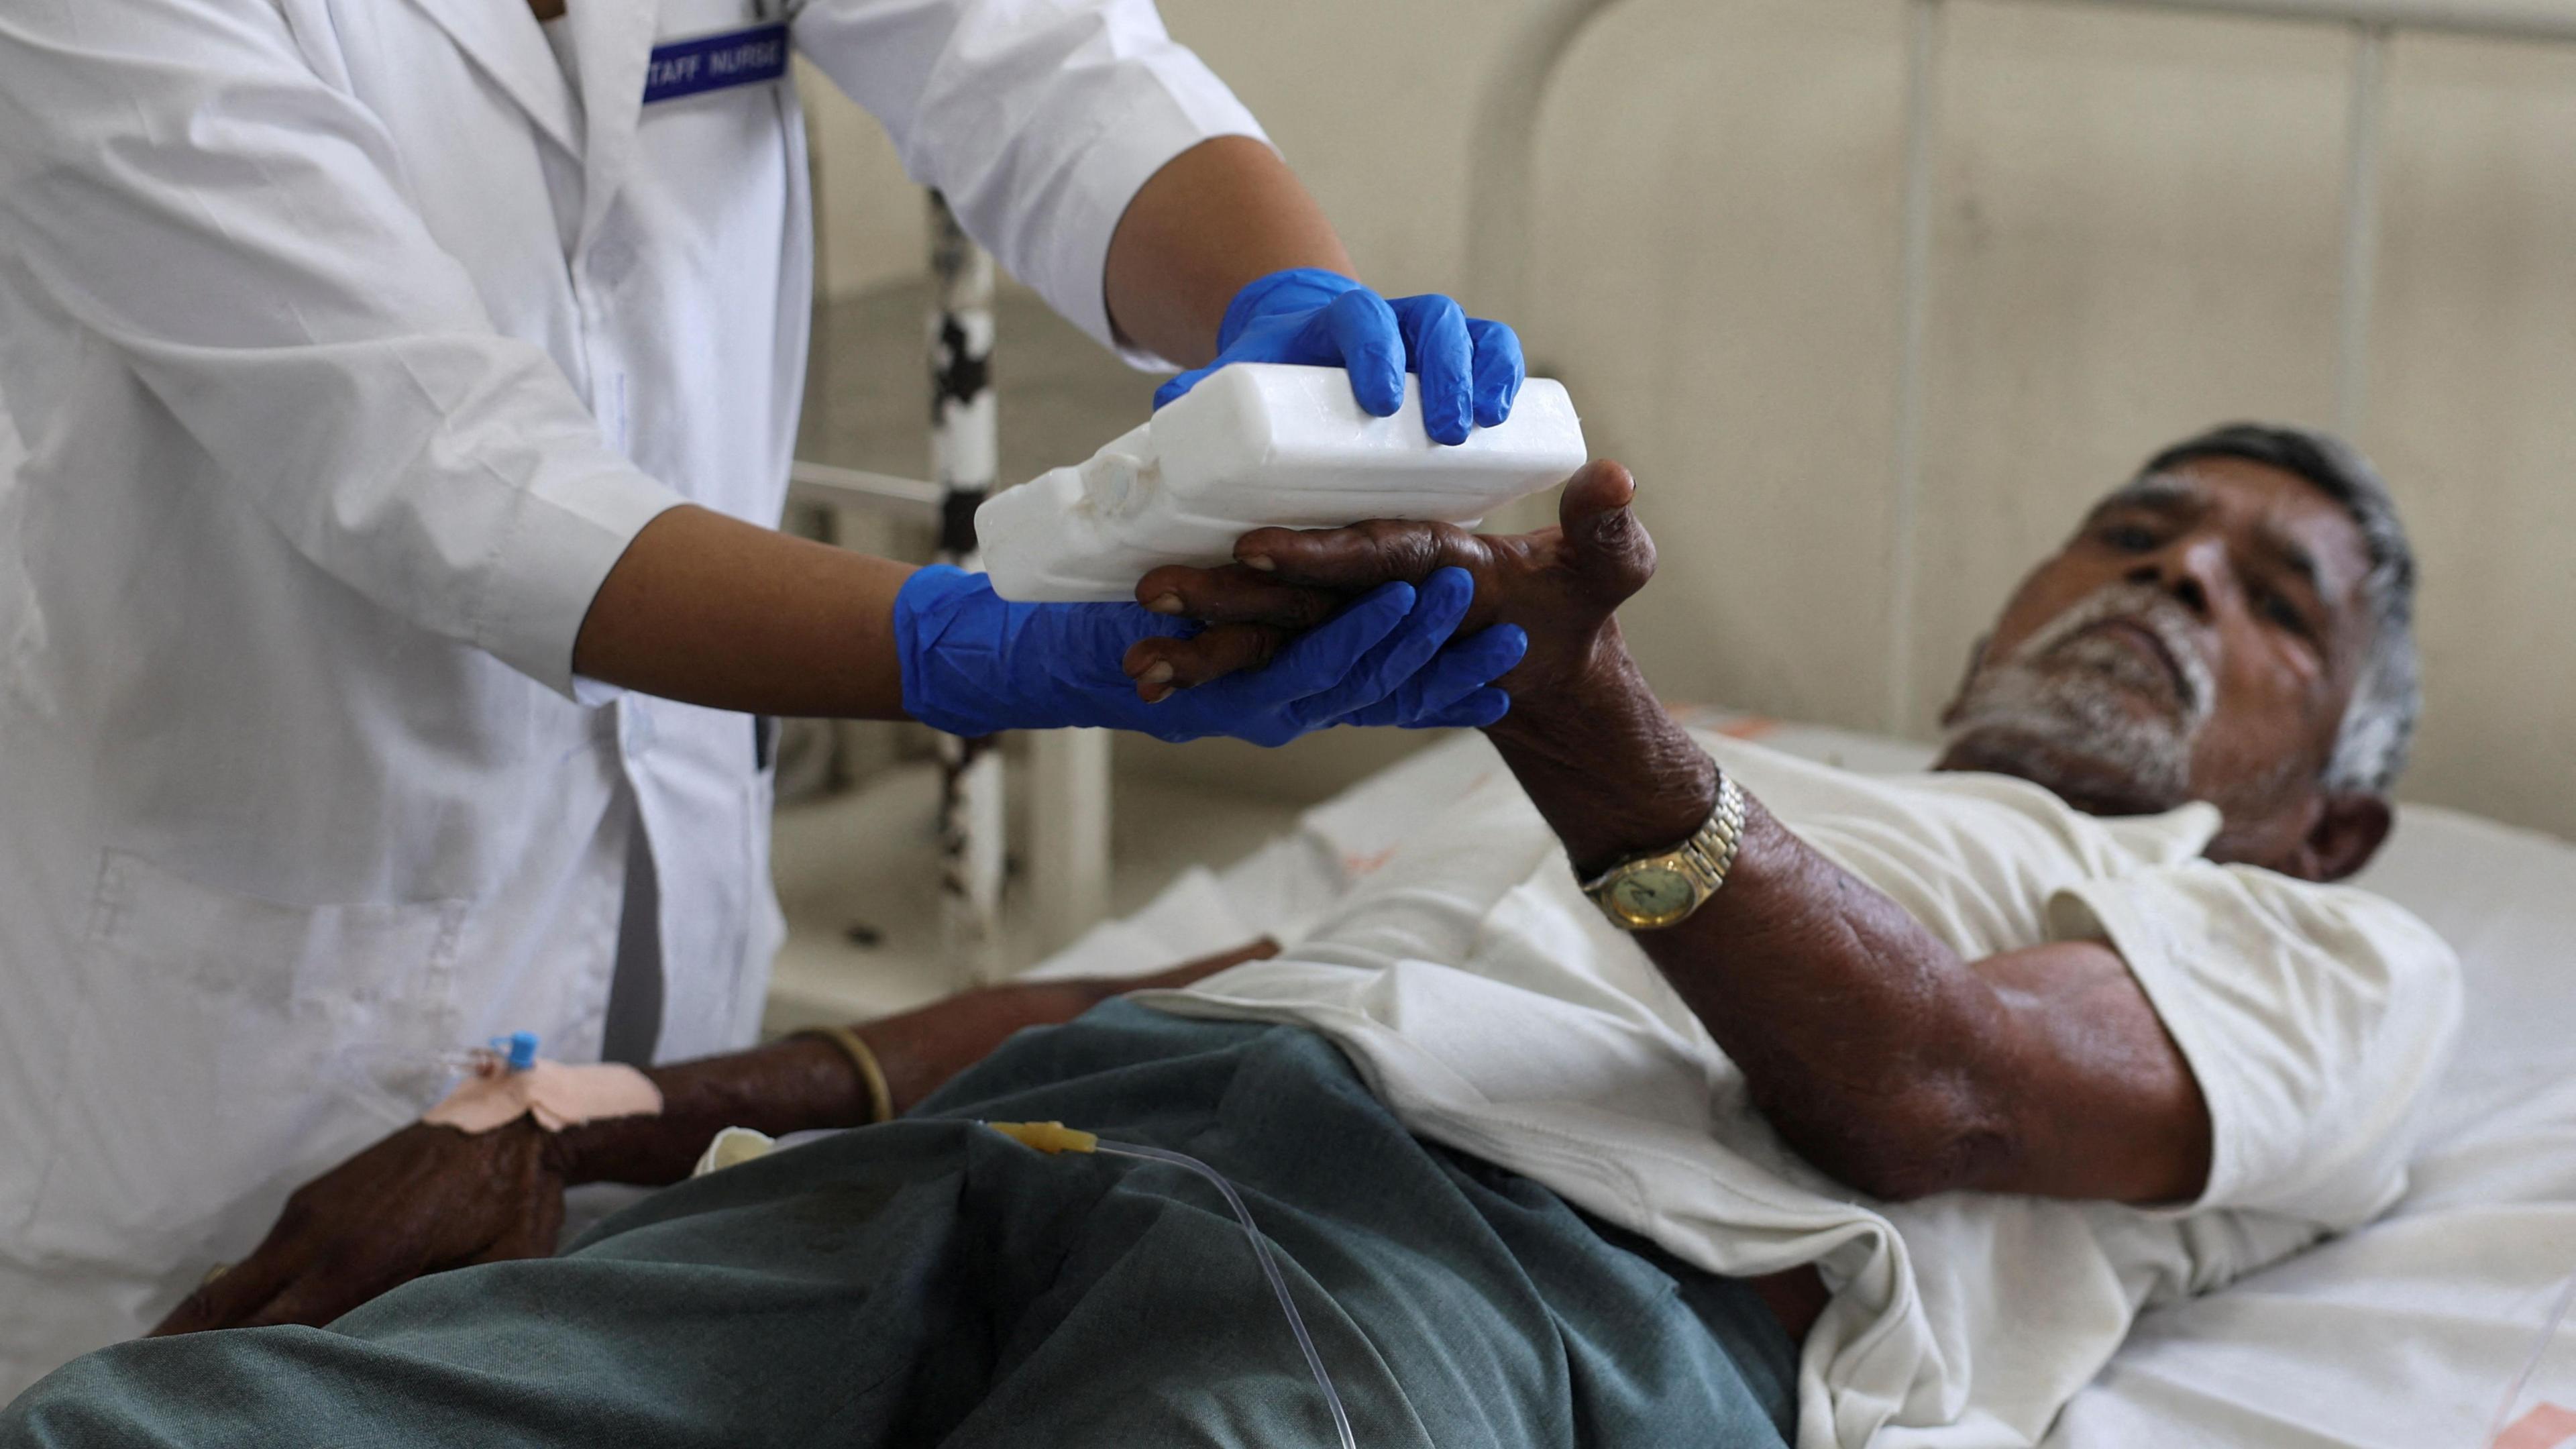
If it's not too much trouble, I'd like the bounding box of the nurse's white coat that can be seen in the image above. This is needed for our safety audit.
[0,0,1258,1392]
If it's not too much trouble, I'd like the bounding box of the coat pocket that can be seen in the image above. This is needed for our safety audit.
[19,849,466,1268]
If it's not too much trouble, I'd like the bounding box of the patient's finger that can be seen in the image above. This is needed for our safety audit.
[1234,517,1490,592]
[1121,622,1294,701]
[1128,938,1281,992]
[1558,460,1654,596]
[1209,582,1416,712]
[238,1243,416,1332]
[1134,563,1343,629]
[150,1233,305,1336]
[466,1191,561,1268]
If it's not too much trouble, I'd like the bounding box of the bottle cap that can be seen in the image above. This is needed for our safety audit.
[489,1032,541,1072]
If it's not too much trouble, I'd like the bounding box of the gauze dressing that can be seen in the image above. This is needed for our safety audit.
[975,363,1587,601]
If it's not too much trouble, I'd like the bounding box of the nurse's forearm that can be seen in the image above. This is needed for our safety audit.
[1103,135,1356,365]
[570,504,914,718]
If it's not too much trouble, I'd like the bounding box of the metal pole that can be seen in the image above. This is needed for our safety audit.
[785,461,947,521]
[1463,0,1626,325]
[2027,0,2576,46]
[1886,0,1947,737]
[2335,24,2390,438]
[1027,729,1112,955]
[926,191,1006,985]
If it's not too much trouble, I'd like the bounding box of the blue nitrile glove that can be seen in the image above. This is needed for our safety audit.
[1152,267,1526,446]
[896,565,1527,747]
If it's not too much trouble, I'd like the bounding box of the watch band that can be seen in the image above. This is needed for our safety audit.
[1578,769,1747,930]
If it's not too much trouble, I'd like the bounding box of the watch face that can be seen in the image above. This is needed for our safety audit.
[1609,865,1697,927]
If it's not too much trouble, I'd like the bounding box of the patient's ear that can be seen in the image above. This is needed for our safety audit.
[2295,792,2394,882]
[1937,636,1990,727]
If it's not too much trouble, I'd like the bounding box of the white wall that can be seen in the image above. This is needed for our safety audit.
[800,0,2576,840]
[0,380,21,480]
[800,1,1546,302]
[1525,0,2576,838]
[799,56,922,301]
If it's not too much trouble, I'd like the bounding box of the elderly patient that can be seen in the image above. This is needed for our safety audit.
[4,424,2458,1449]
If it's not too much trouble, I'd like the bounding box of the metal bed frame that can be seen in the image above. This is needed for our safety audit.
[786,196,1112,984]
[1466,0,2576,735]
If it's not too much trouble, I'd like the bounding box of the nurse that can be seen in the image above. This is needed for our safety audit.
[0,0,1529,1393]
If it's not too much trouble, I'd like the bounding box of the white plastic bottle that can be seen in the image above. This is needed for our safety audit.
[975,362,1587,602]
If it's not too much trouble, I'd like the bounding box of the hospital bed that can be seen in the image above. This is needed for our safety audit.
[1020,713,2576,1447]
[809,2,2576,1427]
[1448,4,2576,1429]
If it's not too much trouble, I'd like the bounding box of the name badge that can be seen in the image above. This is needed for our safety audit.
[642,22,788,105]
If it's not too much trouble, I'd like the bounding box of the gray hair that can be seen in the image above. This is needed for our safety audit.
[2137,424,2421,796]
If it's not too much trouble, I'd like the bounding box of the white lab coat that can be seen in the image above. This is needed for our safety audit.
[0,0,1258,1393]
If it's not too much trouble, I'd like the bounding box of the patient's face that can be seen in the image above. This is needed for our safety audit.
[1939,458,2377,868]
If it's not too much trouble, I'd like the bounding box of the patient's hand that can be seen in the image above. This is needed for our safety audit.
[1139,459,1712,866]
[150,1118,567,1337]
[149,944,1282,1337]
[1123,460,1655,709]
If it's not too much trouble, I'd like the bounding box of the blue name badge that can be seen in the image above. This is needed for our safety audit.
[642,22,789,105]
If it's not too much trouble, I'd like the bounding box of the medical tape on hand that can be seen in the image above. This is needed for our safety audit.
[423,1060,663,1134]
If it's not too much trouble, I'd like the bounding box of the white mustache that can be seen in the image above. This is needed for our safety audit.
[2005,584,2214,720]
[1943,582,2217,814]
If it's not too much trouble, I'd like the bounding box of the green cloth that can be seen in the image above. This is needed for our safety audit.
[3,1002,1797,1448]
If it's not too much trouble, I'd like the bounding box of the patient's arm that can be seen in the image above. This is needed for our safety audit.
[1134,466,2211,1206]
[150,943,1276,1336]
[560,943,1273,1186]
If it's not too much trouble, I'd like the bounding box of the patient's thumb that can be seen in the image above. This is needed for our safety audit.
[1559,461,1654,592]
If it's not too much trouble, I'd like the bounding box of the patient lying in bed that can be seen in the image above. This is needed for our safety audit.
[3,424,2458,1449]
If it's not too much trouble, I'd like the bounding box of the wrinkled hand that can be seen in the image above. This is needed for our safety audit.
[148,948,1280,1340]
[152,1118,565,1336]
[1124,461,1656,713]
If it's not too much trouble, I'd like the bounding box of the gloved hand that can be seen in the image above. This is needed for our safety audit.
[896,564,1525,747]
[1152,267,1525,446]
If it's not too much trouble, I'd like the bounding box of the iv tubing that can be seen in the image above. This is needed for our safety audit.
[1091,1139,1359,1449]
[2486,1265,2576,1445]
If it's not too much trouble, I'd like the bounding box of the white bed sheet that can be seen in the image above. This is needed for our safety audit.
[1023,716,2576,1448]
[2051,797,2576,1449]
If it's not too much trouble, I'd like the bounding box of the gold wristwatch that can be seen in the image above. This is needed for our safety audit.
[1577,770,1747,931]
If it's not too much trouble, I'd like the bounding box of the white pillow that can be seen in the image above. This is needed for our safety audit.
[2052,804,2576,1448]
[2346,804,2576,1153]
